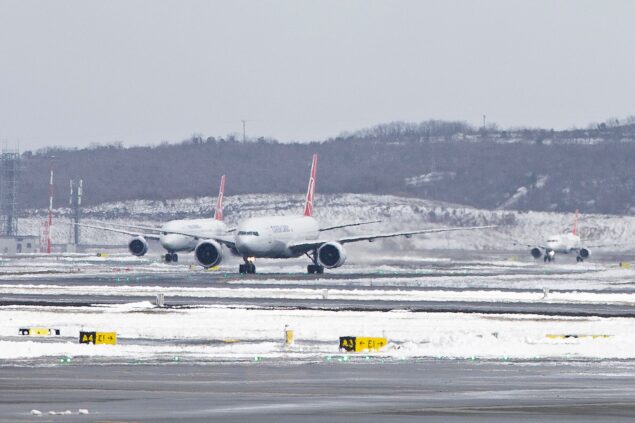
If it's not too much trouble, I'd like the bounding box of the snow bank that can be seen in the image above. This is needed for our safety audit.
[2,305,635,362]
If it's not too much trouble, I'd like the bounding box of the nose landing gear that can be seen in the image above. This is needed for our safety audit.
[164,252,178,263]
[239,258,256,274]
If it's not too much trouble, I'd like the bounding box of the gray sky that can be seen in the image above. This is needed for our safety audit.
[1,0,634,150]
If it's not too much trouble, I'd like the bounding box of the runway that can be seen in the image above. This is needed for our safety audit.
[4,293,635,318]
[1,254,634,317]
[2,360,635,422]
[2,252,635,422]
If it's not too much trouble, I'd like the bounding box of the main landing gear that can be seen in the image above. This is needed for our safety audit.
[576,256,584,263]
[164,252,178,263]
[239,258,256,274]
[305,250,324,274]
[544,255,554,263]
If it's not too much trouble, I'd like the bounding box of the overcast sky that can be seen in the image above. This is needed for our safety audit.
[0,0,634,150]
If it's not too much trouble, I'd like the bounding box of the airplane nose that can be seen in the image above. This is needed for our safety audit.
[236,236,261,256]
[235,235,249,253]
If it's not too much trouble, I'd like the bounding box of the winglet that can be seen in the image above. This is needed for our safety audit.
[214,175,226,221]
[572,208,579,236]
[303,154,318,217]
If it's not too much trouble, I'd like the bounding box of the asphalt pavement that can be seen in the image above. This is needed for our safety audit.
[2,360,635,422]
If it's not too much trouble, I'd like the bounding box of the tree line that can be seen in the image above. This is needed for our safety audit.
[16,120,635,215]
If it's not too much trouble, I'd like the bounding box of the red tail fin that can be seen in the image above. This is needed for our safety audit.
[214,175,226,221]
[303,154,318,217]
[572,208,579,236]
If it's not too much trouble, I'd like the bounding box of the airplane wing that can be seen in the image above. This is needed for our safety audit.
[74,222,161,240]
[76,222,236,248]
[577,243,626,249]
[319,219,382,232]
[512,241,547,250]
[288,225,497,254]
[86,221,163,233]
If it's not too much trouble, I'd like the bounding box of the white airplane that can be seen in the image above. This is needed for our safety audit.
[163,154,496,274]
[519,210,593,263]
[78,175,229,263]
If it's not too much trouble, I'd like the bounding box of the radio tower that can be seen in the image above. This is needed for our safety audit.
[0,150,20,236]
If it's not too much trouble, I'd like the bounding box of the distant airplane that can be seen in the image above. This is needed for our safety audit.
[162,154,496,274]
[517,210,596,262]
[78,175,229,263]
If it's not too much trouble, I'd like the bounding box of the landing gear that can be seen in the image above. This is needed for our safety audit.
[307,264,324,274]
[576,256,583,263]
[239,259,256,274]
[305,250,324,275]
[164,253,178,263]
[544,255,555,263]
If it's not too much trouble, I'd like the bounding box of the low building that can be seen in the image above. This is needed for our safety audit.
[0,235,40,255]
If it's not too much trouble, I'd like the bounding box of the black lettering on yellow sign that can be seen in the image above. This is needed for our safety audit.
[20,328,61,336]
[95,332,117,345]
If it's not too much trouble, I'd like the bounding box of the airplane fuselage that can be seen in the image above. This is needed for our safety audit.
[235,215,319,258]
[160,219,227,253]
[545,233,581,254]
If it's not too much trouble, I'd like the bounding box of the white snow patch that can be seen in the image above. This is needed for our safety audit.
[2,306,635,361]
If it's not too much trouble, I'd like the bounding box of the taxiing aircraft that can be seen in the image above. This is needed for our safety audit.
[518,210,594,262]
[78,175,229,263]
[162,154,496,274]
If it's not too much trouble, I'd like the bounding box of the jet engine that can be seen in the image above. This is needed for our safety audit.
[317,242,346,269]
[530,247,542,259]
[128,236,149,256]
[194,239,223,268]
[579,248,591,259]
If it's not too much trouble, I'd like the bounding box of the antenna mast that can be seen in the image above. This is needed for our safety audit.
[46,162,54,254]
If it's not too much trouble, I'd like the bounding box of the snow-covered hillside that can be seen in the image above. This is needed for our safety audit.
[18,193,635,252]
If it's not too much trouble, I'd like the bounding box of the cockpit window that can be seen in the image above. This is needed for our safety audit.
[238,231,259,236]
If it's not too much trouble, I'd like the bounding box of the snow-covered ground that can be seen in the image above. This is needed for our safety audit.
[0,253,633,364]
[2,303,635,363]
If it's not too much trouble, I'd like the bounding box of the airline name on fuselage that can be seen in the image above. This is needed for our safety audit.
[270,224,293,234]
